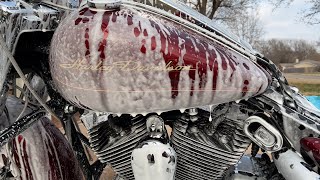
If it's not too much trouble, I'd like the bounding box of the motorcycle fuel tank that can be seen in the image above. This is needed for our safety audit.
[50,4,269,114]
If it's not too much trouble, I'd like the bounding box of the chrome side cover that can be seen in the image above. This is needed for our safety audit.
[131,115,176,180]
[244,116,283,152]
[131,140,177,180]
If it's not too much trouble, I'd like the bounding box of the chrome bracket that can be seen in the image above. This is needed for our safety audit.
[244,116,283,152]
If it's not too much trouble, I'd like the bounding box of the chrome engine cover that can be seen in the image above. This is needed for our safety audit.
[131,140,177,180]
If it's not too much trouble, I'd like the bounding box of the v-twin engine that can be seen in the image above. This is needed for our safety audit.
[88,114,148,179]
[84,102,252,180]
[171,105,251,179]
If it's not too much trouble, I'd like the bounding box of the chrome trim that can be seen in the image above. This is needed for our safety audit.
[131,139,177,180]
[146,115,165,138]
[244,116,283,152]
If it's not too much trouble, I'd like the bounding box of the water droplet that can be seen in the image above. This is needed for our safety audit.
[209,105,212,122]
[131,113,137,117]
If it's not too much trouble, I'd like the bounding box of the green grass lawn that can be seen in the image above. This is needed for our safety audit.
[289,83,320,96]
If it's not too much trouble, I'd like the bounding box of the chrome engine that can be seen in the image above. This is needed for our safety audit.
[83,102,253,180]
[87,114,148,179]
[171,104,252,180]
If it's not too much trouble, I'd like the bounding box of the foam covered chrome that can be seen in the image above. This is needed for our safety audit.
[131,140,177,180]
[244,116,283,152]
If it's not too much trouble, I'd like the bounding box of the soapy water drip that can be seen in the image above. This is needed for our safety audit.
[209,105,212,122]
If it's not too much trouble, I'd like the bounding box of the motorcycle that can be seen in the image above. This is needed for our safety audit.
[0,0,320,179]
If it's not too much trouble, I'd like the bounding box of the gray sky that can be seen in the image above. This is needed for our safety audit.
[259,0,320,42]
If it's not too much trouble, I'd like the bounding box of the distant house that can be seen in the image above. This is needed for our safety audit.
[279,60,320,73]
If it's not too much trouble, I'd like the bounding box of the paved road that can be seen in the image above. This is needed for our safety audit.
[285,73,320,84]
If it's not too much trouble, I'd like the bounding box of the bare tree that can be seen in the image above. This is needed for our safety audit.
[186,0,257,20]
[267,0,293,6]
[186,0,298,21]
[258,39,294,65]
[187,0,319,24]
[185,0,265,46]
[302,0,320,24]
[289,39,319,60]
[317,38,320,46]
[257,39,320,65]
[269,0,320,24]
[222,10,265,48]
